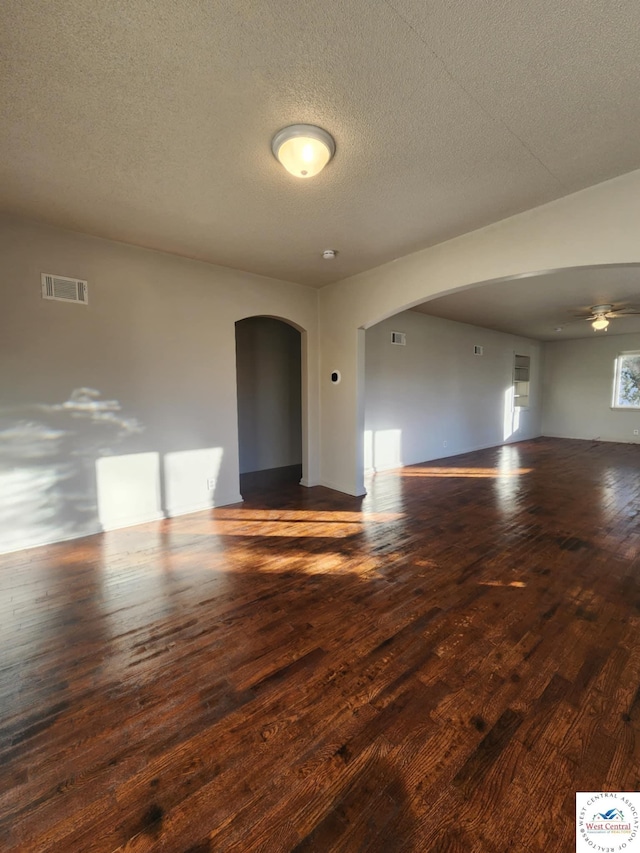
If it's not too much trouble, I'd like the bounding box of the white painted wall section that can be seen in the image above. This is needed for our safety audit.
[365,311,542,471]
[319,169,640,495]
[542,333,640,442]
[0,215,319,553]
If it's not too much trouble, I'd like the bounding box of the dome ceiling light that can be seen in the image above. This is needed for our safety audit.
[271,124,335,178]
[591,315,609,331]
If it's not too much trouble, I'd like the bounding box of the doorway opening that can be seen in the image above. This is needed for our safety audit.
[235,316,302,496]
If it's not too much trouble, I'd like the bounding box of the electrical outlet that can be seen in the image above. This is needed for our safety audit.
[207,477,216,490]
[634,429,639,436]
[443,440,448,448]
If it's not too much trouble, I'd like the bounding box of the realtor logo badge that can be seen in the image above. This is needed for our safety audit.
[576,793,640,852]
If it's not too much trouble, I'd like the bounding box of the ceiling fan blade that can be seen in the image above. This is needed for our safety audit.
[607,310,640,317]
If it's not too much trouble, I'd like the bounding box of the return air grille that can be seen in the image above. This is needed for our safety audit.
[391,331,406,345]
[41,273,88,304]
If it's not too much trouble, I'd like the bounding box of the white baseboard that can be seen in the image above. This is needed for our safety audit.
[167,492,243,518]
[319,478,367,497]
[299,478,320,487]
[0,524,103,556]
[165,502,212,518]
[101,511,165,532]
[371,433,544,472]
[541,432,638,444]
[215,492,244,507]
[0,491,249,555]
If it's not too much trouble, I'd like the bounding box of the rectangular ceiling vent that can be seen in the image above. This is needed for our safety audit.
[474,345,484,355]
[391,331,406,346]
[41,273,88,305]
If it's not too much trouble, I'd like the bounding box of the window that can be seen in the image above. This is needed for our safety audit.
[513,354,530,409]
[613,351,640,409]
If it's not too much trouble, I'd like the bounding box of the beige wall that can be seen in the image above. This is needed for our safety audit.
[542,333,640,442]
[0,216,319,553]
[365,311,542,470]
[319,168,640,495]
[4,169,640,552]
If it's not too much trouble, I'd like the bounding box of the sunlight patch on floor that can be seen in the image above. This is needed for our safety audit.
[398,467,532,479]
[210,519,363,538]
[212,508,404,522]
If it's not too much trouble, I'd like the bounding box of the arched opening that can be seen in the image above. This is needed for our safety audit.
[318,171,640,498]
[363,307,542,476]
[361,263,640,484]
[235,316,303,496]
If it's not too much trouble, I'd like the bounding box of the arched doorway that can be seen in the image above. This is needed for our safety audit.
[235,316,302,496]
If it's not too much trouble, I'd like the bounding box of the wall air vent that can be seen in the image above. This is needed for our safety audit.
[41,273,88,305]
[391,331,406,346]
[474,345,484,355]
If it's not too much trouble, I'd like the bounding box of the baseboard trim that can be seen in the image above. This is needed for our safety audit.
[0,525,103,556]
[541,433,639,444]
[299,478,320,488]
[101,511,166,532]
[369,433,545,473]
[319,478,367,497]
[166,493,244,516]
[214,492,244,508]
[166,502,212,518]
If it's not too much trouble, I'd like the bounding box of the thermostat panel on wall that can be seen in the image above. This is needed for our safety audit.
[41,273,88,304]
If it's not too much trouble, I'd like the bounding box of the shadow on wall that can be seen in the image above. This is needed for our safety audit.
[0,389,224,554]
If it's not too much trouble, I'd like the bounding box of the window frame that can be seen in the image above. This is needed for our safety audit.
[611,350,640,411]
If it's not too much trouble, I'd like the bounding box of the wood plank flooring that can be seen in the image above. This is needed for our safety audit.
[1,437,639,852]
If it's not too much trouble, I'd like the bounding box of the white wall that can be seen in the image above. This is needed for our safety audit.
[542,333,640,442]
[0,215,319,553]
[319,168,640,496]
[235,317,302,473]
[365,311,541,470]
[5,170,640,553]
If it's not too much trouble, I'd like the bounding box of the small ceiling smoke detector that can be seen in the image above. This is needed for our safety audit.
[554,327,563,332]
[322,249,337,260]
[272,124,335,178]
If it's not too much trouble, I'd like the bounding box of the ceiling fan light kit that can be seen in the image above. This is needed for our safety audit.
[591,315,609,331]
[570,303,640,332]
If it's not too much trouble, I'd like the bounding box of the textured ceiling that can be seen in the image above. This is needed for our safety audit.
[2,1,640,286]
[412,266,640,341]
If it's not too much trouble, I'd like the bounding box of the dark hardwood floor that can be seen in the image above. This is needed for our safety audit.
[239,464,303,497]
[1,437,639,852]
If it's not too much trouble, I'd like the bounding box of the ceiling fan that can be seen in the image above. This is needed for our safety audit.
[573,303,640,331]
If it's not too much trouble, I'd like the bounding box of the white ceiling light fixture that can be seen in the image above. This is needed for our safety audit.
[570,303,640,331]
[592,315,609,331]
[272,124,335,178]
